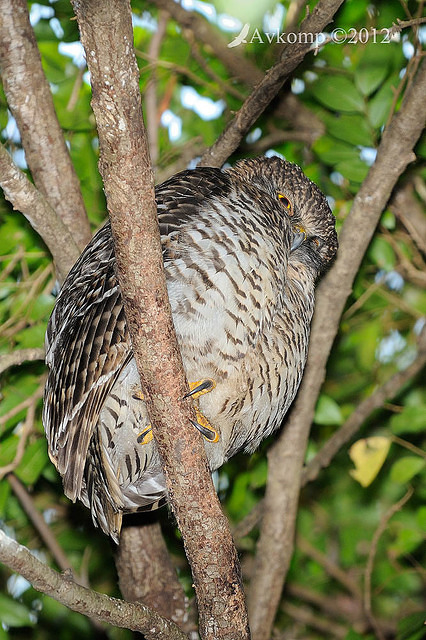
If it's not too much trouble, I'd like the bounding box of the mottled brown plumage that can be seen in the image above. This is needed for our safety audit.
[43,156,338,542]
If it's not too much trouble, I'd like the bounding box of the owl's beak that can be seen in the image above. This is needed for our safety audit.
[291,225,307,252]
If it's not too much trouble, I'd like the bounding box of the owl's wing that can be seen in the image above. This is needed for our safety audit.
[43,224,134,502]
[43,167,231,503]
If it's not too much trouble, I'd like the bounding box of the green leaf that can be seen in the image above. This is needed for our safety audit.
[15,439,48,485]
[390,527,423,557]
[390,406,426,435]
[349,436,391,487]
[397,612,426,640]
[368,75,398,128]
[313,136,358,165]
[14,323,46,349]
[355,43,390,96]
[314,395,343,425]
[311,75,365,113]
[335,157,370,183]
[0,593,34,628]
[390,457,425,484]
[367,236,396,270]
[321,112,374,146]
[0,435,18,466]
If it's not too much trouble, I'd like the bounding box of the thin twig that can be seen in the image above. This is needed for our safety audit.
[0,348,45,375]
[6,474,72,573]
[0,389,42,480]
[363,487,414,639]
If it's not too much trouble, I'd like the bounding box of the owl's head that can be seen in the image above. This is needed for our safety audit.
[229,156,338,271]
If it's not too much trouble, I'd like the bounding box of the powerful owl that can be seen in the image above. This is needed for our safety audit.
[43,156,338,542]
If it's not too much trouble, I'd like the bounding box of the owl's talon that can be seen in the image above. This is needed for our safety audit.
[184,378,216,400]
[137,426,153,445]
[190,419,219,443]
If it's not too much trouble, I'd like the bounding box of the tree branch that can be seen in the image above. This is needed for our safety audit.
[0,144,80,283]
[0,0,91,252]
[198,0,345,167]
[70,1,249,638]
[149,0,325,156]
[7,474,71,573]
[0,529,187,640]
[115,519,195,633]
[247,57,426,640]
[0,347,45,375]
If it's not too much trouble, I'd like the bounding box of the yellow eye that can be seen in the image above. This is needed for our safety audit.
[278,193,293,214]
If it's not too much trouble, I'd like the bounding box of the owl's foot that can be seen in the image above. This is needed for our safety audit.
[190,410,219,443]
[184,378,216,399]
[184,378,219,443]
[134,379,219,444]
[137,425,153,445]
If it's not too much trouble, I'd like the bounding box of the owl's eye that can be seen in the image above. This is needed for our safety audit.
[278,193,293,215]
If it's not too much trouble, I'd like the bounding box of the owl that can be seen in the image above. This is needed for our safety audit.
[43,156,338,542]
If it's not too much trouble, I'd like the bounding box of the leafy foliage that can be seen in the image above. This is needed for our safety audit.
[0,1,425,638]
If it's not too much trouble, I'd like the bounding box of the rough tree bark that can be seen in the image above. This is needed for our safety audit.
[0,0,91,251]
[70,1,249,638]
[115,519,193,632]
[247,58,426,640]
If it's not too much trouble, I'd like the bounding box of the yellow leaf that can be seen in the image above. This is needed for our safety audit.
[349,437,391,487]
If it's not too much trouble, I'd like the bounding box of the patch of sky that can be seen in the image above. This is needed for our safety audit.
[414,317,425,335]
[58,41,86,68]
[2,112,20,143]
[330,171,345,186]
[375,269,404,292]
[326,195,336,210]
[181,86,225,120]
[265,149,285,159]
[419,25,426,44]
[29,3,54,25]
[161,110,183,141]
[402,38,415,60]
[181,0,217,23]
[217,14,242,32]
[245,127,262,144]
[7,574,32,599]
[1,112,28,169]
[132,11,157,31]
[263,3,285,33]
[376,329,406,364]
[359,147,377,166]
[291,78,305,95]
[49,17,64,38]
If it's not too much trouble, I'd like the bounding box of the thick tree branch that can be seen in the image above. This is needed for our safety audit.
[247,58,426,640]
[0,529,187,640]
[70,1,249,638]
[198,0,345,167]
[115,520,195,633]
[0,144,80,283]
[0,0,91,252]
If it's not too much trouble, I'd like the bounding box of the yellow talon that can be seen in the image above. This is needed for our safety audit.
[137,426,153,445]
[184,378,216,400]
[190,408,219,443]
[132,389,145,401]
